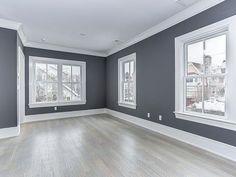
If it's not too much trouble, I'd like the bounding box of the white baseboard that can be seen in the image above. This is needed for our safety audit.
[105,109,236,162]
[0,126,20,139]
[24,108,106,123]
[2,108,235,162]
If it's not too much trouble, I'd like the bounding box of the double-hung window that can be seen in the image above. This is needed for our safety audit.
[175,16,236,130]
[118,53,136,109]
[185,33,227,117]
[29,56,86,108]
[62,65,82,101]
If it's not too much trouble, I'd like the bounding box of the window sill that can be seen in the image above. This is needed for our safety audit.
[174,112,236,131]
[29,100,86,108]
[118,102,136,109]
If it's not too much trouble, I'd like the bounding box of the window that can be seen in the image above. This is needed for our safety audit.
[29,56,86,108]
[118,53,136,109]
[185,33,226,116]
[34,63,58,103]
[175,16,236,131]
[62,65,82,101]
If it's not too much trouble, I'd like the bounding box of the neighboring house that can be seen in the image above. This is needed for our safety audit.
[186,62,203,106]
[187,59,225,115]
[36,65,80,102]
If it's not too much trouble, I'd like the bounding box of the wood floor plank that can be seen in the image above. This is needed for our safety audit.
[0,114,236,177]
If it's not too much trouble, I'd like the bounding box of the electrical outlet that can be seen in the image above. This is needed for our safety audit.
[54,107,57,111]
[159,115,162,121]
[147,113,150,118]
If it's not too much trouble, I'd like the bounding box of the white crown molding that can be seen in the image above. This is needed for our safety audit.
[0,18,21,31]
[0,126,20,139]
[23,108,106,123]
[0,18,106,57]
[107,0,225,56]
[105,109,236,162]
[24,41,107,57]
[17,25,27,44]
[0,0,225,57]
[0,18,27,44]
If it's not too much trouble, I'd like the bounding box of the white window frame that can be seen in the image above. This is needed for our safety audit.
[175,15,236,131]
[29,56,86,108]
[118,53,136,109]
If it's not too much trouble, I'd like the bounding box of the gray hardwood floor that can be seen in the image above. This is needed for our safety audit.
[0,114,236,177]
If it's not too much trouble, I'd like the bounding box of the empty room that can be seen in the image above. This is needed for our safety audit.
[1,0,236,176]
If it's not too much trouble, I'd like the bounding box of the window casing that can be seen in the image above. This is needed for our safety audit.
[29,56,86,108]
[118,53,136,109]
[175,15,236,131]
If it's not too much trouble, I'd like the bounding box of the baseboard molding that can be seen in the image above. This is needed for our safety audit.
[24,108,106,123]
[105,109,236,162]
[0,126,20,139]
[2,108,235,162]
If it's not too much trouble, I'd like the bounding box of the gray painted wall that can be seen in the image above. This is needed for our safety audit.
[24,47,106,115]
[0,28,17,129]
[106,0,236,147]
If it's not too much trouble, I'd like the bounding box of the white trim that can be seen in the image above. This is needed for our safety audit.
[0,18,106,57]
[107,0,225,56]
[0,126,20,139]
[25,41,107,57]
[17,47,26,124]
[24,108,106,123]
[0,1,224,58]
[0,18,21,31]
[29,56,86,108]
[175,112,236,131]
[175,15,236,129]
[105,109,236,162]
[118,53,136,109]
[29,100,86,108]
[118,102,136,109]
[29,56,87,65]
[17,25,27,44]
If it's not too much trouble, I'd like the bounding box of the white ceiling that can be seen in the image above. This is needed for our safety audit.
[0,0,200,55]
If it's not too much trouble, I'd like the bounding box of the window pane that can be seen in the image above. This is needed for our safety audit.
[124,62,130,81]
[204,34,226,74]
[129,82,135,102]
[35,82,47,102]
[62,83,72,101]
[186,77,203,113]
[35,63,46,81]
[187,42,204,75]
[47,64,58,81]
[47,83,58,102]
[130,61,135,81]
[123,82,129,102]
[71,84,81,101]
[203,76,225,116]
[72,66,81,82]
[62,65,71,82]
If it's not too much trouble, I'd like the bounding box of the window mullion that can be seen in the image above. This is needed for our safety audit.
[58,64,62,103]
[202,40,206,114]
[32,62,36,103]
[127,81,130,102]
[70,66,72,100]
[128,61,131,102]
[121,81,124,102]
[121,66,124,102]
[202,76,205,113]
[80,67,82,100]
